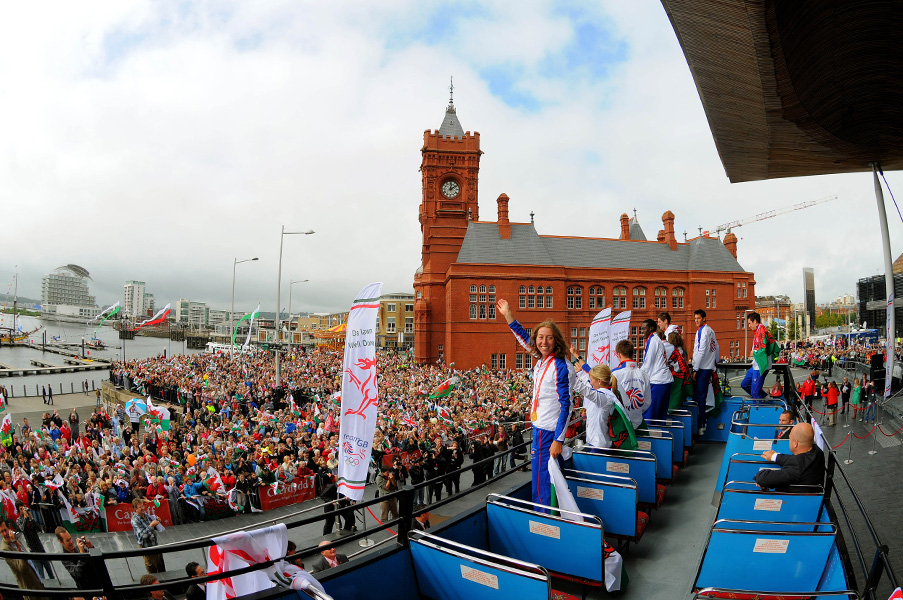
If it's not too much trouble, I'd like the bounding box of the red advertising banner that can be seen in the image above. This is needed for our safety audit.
[258,475,316,511]
[381,449,422,468]
[105,499,174,532]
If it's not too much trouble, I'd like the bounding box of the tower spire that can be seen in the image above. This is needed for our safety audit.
[449,76,454,108]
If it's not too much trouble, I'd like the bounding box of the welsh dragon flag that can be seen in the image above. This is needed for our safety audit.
[429,377,458,399]
[436,406,453,425]
[608,401,638,451]
[205,467,225,495]
[145,398,171,432]
[134,303,171,331]
[0,414,11,447]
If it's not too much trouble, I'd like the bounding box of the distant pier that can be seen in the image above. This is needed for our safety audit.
[0,342,112,377]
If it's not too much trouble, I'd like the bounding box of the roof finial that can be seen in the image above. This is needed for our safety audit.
[633,208,637,220]
[683,230,688,242]
[530,211,535,224]
[698,226,703,237]
[467,207,472,222]
[449,76,454,107]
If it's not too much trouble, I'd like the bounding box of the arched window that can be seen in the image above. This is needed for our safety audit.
[632,287,646,309]
[470,285,477,293]
[470,304,477,319]
[568,286,583,309]
[546,286,553,294]
[671,287,685,309]
[488,285,496,293]
[655,286,668,309]
[589,286,605,309]
[612,286,627,310]
[519,286,526,293]
[528,285,535,294]
[479,285,486,293]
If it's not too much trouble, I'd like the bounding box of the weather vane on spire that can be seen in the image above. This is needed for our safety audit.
[449,76,454,106]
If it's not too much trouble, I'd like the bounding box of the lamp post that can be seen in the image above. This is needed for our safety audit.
[288,279,310,356]
[276,227,315,386]
[231,257,259,355]
[743,308,756,360]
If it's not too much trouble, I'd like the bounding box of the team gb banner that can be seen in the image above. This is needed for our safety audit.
[338,282,383,501]
[609,311,632,369]
[587,308,612,368]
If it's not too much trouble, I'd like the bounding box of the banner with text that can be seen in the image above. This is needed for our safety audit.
[609,311,632,369]
[588,308,612,367]
[381,449,423,468]
[258,476,316,511]
[338,282,384,501]
[105,499,173,532]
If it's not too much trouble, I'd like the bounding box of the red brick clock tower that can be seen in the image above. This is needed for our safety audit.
[414,86,482,365]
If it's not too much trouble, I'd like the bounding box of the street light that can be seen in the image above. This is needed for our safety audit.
[276,227,315,386]
[231,257,259,355]
[288,279,310,355]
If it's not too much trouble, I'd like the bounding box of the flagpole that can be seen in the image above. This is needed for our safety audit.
[231,257,258,357]
[871,163,896,399]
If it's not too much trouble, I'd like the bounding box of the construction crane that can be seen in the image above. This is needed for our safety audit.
[711,194,838,236]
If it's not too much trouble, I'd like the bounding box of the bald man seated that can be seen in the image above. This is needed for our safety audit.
[308,540,349,574]
[754,423,825,492]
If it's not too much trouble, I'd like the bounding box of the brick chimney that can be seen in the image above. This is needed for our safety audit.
[497,193,510,239]
[723,231,738,258]
[620,213,630,239]
[661,210,677,251]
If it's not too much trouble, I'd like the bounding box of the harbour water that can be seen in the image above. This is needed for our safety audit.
[0,314,202,397]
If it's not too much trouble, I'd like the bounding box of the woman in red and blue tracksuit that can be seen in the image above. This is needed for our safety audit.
[497,299,573,509]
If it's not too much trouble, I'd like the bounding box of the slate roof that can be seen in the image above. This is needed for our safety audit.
[455,223,746,272]
[628,217,646,241]
[438,103,465,139]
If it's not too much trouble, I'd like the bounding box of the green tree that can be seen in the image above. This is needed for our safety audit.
[768,320,779,340]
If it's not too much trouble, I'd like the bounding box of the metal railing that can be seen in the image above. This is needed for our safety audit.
[0,426,541,600]
[772,363,899,600]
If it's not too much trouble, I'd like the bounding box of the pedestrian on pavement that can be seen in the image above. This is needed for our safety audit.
[42,386,47,404]
[47,385,53,405]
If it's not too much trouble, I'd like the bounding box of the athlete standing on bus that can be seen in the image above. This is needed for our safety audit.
[497,299,573,510]
[692,309,718,435]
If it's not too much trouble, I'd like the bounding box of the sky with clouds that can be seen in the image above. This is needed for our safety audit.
[2,0,900,314]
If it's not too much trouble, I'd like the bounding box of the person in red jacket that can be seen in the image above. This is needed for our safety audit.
[824,382,839,426]
[798,371,819,407]
[145,476,167,500]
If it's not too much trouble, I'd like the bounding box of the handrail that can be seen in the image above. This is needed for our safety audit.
[769,363,899,595]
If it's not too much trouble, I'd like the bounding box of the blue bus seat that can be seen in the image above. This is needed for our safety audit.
[486,494,606,586]
[562,469,648,543]
[715,436,792,494]
[645,419,688,466]
[681,401,699,434]
[717,489,826,526]
[570,448,664,509]
[410,532,552,600]
[635,429,676,483]
[668,409,695,450]
[724,453,781,485]
[694,523,840,594]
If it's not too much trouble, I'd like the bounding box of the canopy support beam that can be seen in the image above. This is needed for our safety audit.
[871,162,896,398]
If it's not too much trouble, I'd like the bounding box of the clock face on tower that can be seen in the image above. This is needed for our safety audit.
[441,180,460,199]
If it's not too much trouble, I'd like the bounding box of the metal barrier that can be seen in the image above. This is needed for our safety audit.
[772,363,899,600]
[0,428,542,600]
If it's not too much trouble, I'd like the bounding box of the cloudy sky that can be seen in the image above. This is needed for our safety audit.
[2,1,900,314]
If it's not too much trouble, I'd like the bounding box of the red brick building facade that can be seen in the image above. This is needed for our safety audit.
[413,101,756,370]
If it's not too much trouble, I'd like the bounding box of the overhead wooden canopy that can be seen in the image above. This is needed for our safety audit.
[661,0,903,183]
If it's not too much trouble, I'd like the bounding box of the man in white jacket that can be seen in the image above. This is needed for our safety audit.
[692,309,718,434]
[611,340,650,429]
